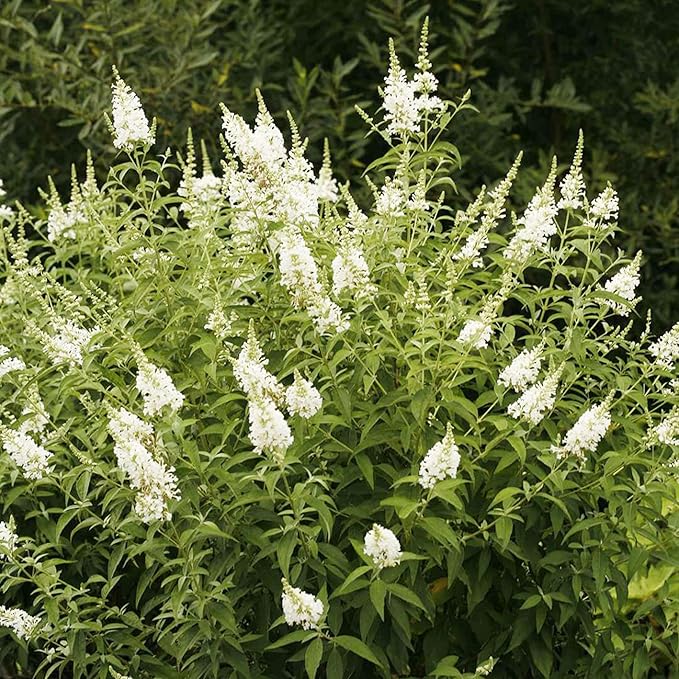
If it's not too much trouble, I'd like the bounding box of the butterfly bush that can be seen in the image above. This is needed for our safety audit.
[653,407,679,447]
[650,321,679,369]
[0,606,41,640]
[507,366,564,425]
[0,427,52,480]
[498,344,544,392]
[555,401,612,460]
[0,345,26,378]
[285,371,322,419]
[107,406,180,523]
[0,517,18,558]
[0,21,676,679]
[281,579,325,630]
[363,524,403,570]
[418,424,462,490]
[602,251,642,316]
[134,356,185,417]
[108,66,155,151]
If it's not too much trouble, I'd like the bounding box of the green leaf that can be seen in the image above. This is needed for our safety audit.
[369,579,386,620]
[355,452,374,489]
[326,648,343,679]
[380,495,420,519]
[520,594,543,610]
[490,486,523,508]
[529,638,553,677]
[331,566,371,597]
[304,637,323,679]
[494,516,513,549]
[277,530,297,578]
[410,386,432,425]
[387,583,427,611]
[334,636,383,667]
[266,630,315,650]
[421,516,458,545]
[431,655,463,678]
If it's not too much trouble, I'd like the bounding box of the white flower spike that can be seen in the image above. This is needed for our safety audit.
[364,524,402,569]
[110,66,154,152]
[281,578,324,630]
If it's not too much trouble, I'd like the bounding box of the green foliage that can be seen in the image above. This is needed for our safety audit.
[0,30,677,678]
[0,0,293,199]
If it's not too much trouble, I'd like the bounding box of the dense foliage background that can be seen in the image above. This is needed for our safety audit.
[1,0,678,325]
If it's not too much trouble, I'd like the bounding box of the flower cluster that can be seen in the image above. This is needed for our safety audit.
[364,524,402,569]
[234,327,290,457]
[44,156,99,243]
[475,657,497,677]
[419,424,461,489]
[247,398,293,458]
[110,671,132,679]
[375,176,407,217]
[275,227,348,335]
[221,95,325,240]
[453,228,488,269]
[285,371,322,419]
[204,307,237,341]
[556,402,611,460]
[0,345,26,378]
[233,325,285,402]
[178,134,224,231]
[234,326,323,459]
[178,171,223,230]
[653,407,679,447]
[0,606,41,640]
[18,386,50,436]
[331,238,374,298]
[107,404,153,442]
[558,130,585,211]
[107,407,180,522]
[47,201,84,242]
[649,321,679,370]
[130,246,172,266]
[0,427,52,480]
[276,227,323,304]
[317,140,339,203]
[602,252,641,316]
[0,517,18,558]
[34,316,98,367]
[381,21,443,137]
[453,154,522,269]
[507,366,563,425]
[220,94,348,333]
[306,294,350,336]
[589,184,619,224]
[0,178,13,221]
[281,578,324,630]
[498,345,543,392]
[110,67,154,151]
[504,161,558,262]
[135,358,185,417]
[457,317,493,350]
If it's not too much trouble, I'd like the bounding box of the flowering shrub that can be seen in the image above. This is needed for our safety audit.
[0,23,677,679]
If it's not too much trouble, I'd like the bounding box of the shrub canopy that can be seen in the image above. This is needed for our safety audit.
[0,18,677,679]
